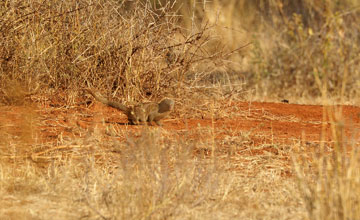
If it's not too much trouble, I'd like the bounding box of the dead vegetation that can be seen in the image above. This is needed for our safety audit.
[175,0,360,103]
[1,0,360,219]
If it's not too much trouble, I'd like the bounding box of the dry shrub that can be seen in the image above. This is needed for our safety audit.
[250,5,360,100]
[258,1,359,101]
[171,0,360,102]
[0,0,226,104]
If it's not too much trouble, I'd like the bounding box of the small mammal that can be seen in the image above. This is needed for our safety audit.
[85,89,174,125]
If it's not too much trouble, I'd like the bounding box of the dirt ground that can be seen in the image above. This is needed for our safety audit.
[1,98,360,219]
[1,99,359,159]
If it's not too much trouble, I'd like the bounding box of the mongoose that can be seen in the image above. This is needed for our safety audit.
[85,89,174,125]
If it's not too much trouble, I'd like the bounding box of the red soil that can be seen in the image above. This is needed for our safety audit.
[1,100,359,170]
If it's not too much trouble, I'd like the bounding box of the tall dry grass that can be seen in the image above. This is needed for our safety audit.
[292,64,360,220]
[0,0,229,106]
[1,0,360,219]
[0,122,306,219]
[293,121,360,220]
[174,0,360,102]
[1,0,360,102]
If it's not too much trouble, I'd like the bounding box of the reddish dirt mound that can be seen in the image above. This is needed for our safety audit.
[1,100,359,176]
[222,102,360,144]
[1,101,360,145]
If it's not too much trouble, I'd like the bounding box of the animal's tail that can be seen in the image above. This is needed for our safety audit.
[85,89,129,113]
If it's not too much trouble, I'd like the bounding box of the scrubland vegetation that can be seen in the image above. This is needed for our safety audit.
[1,0,360,219]
[182,0,360,103]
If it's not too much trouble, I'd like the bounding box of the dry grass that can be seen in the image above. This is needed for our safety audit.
[0,0,230,104]
[292,111,360,220]
[1,0,360,219]
[0,118,306,220]
[292,74,360,220]
[176,0,360,103]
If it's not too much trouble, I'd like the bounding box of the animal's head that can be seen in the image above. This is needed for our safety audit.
[128,106,146,125]
[158,99,174,113]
